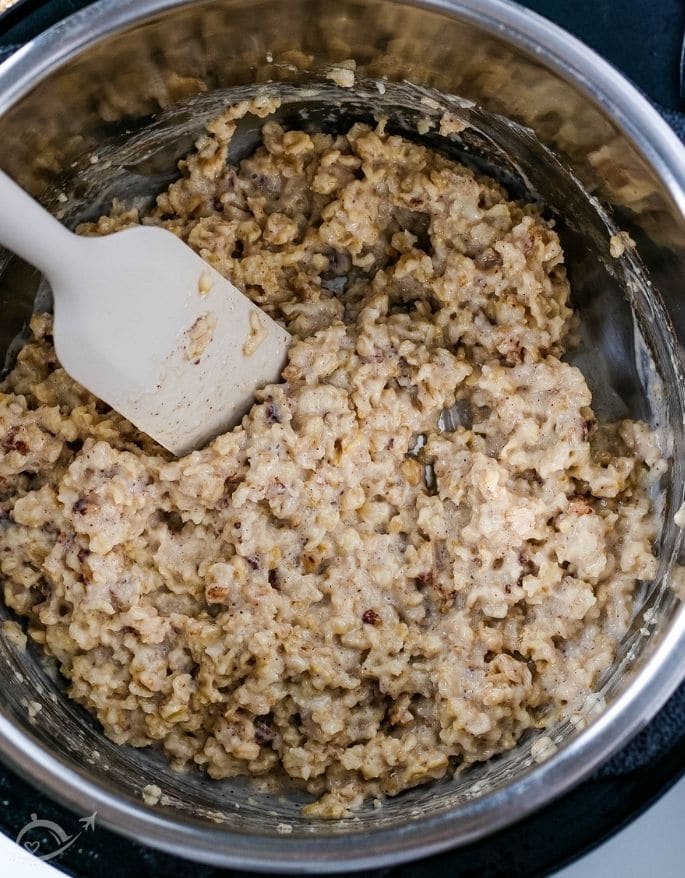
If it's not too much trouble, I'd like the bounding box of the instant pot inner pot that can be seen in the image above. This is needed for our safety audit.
[0,4,683,851]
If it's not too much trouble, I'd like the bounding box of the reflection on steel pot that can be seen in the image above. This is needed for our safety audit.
[0,0,684,872]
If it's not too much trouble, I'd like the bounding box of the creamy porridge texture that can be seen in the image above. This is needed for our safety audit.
[0,102,663,816]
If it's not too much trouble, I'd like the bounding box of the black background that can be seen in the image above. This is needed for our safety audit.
[525,0,685,110]
[0,2,684,876]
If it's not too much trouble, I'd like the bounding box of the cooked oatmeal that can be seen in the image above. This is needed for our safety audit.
[0,104,663,817]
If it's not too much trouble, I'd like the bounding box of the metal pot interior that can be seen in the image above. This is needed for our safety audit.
[0,0,684,869]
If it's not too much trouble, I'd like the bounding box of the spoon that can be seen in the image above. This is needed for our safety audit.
[0,170,291,455]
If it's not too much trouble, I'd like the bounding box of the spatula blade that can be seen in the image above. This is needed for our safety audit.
[51,226,291,455]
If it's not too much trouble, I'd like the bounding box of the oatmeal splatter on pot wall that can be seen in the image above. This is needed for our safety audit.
[0,98,663,818]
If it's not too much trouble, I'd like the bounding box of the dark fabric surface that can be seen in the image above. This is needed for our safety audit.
[596,681,685,778]
[0,1,683,876]
[523,0,685,110]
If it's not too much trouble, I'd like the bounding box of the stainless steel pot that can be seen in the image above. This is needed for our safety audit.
[0,0,684,872]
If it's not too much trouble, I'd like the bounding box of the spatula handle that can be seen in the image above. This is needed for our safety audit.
[0,170,80,282]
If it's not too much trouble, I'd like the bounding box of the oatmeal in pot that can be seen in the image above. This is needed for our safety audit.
[0,101,663,816]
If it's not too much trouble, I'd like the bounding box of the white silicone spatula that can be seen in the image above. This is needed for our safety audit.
[0,170,291,455]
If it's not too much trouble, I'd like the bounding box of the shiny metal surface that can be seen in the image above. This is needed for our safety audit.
[0,0,684,872]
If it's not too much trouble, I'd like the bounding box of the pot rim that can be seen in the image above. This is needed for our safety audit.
[0,0,684,872]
